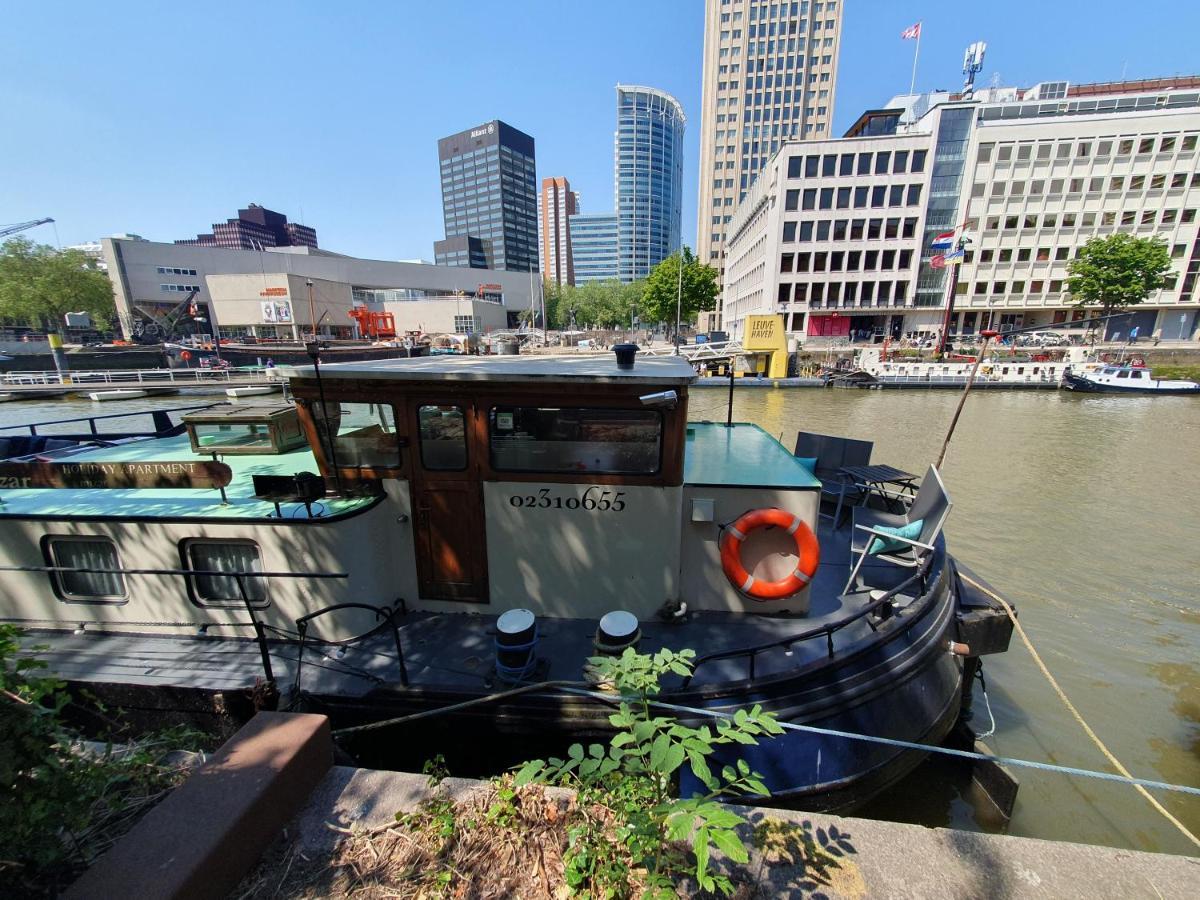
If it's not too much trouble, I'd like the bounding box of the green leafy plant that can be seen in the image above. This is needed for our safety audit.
[515,647,784,897]
[0,624,200,896]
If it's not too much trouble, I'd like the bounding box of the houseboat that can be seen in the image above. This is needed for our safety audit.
[838,345,1099,389]
[0,349,1012,810]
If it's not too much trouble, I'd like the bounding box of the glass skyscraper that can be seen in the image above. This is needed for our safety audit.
[434,120,538,272]
[614,85,686,282]
[569,213,619,284]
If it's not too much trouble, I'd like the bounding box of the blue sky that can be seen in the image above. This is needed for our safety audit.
[2,1,1196,261]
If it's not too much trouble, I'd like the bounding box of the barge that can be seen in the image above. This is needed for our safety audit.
[0,348,1013,810]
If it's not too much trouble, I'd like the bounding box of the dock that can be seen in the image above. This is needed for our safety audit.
[0,366,278,397]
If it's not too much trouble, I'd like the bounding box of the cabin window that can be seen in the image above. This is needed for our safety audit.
[44,536,127,603]
[488,407,662,475]
[182,539,267,608]
[191,421,274,452]
[313,402,400,468]
[1133,370,1147,379]
[1116,370,1130,378]
[418,405,468,471]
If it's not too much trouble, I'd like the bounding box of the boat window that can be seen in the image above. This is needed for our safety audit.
[312,402,400,468]
[191,421,274,452]
[1103,367,1118,374]
[44,536,127,603]
[1116,370,1130,378]
[182,540,267,608]
[488,407,662,475]
[1133,370,1147,379]
[418,405,468,471]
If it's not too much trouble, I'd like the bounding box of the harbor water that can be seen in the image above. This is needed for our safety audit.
[2,388,1198,855]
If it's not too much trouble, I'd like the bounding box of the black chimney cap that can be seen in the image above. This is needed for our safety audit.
[613,343,638,369]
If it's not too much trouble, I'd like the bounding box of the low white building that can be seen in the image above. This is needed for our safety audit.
[721,76,1200,343]
[101,239,535,341]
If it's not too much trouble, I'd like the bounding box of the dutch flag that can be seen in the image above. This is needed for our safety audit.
[930,231,955,250]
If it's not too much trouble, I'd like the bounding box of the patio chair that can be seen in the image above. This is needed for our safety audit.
[794,431,874,524]
[843,464,952,594]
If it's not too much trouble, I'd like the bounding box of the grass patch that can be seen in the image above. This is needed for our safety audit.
[1148,365,1200,381]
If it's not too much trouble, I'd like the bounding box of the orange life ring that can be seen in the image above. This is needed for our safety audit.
[720,508,820,600]
[180,350,192,361]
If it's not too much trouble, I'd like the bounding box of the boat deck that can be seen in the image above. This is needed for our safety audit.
[0,433,373,520]
[23,514,924,700]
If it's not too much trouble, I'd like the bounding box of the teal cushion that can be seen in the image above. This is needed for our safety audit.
[867,519,924,555]
[795,456,818,473]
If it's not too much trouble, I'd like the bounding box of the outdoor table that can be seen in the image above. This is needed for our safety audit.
[838,464,919,513]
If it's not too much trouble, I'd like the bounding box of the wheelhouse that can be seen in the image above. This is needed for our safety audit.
[285,353,821,620]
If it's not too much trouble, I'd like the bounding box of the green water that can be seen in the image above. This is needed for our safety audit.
[3,390,1198,854]
[690,385,1200,855]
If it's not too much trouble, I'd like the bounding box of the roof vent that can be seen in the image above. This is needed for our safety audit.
[613,343,638,369]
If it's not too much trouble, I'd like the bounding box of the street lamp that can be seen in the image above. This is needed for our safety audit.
[306,279,317,341]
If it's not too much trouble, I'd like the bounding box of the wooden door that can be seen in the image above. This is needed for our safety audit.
[409,400,488,602]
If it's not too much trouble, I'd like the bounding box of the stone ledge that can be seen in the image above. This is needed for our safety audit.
[65,711,332,900]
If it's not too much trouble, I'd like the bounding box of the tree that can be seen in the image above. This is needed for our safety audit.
[1066,233,1172,321]
[640,247,718,333]
[0,238,115,333]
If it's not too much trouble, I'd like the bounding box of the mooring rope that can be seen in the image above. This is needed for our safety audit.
[553,687,1200,802]
[329,673,1200,804]
[957,572,1200,850]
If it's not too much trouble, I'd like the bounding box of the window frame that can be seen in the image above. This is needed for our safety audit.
[180,538,269,609]
[487,406,665,477]
[43,535,128,604]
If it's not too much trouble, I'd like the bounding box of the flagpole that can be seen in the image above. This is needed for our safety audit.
[906,24,922,125]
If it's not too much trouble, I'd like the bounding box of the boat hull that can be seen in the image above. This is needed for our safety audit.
[315,557,963,813]
[1062,372,1200,394]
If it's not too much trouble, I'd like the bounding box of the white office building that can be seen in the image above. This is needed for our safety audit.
[722,76,1200,343]
[101,238,535,342]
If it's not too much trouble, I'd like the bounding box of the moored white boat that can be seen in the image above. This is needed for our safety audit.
[87,389,148,401]
[226,385,280,398]
[840,346,1100,389]
[1063,365,1200,394]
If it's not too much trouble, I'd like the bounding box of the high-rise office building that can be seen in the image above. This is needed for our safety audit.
[570,213,620,284]
[434,119,538,272]
[696,0,844,329]
[177,204,318,250]
[720,75,1200,344]
[540,176,579,286]
[615,85,686,282]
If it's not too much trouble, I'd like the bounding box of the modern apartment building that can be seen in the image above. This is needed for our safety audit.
[615,85,686,282]
[569,214,620,284]
[540,176,579,286]
[696,0,844,329]
[177,204,318,250]
[434,120,538,272]
[721,76,1200,344]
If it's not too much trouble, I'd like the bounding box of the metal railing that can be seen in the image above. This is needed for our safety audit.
[1,367,276,387]
[0,563,350,688]
[678,556,934,689]
[0,403,218,436]
[641,340,746,362]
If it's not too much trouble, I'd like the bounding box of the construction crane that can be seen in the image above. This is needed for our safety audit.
[0,218,55,239]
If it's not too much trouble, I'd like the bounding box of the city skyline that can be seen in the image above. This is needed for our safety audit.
[3,1,1199,262]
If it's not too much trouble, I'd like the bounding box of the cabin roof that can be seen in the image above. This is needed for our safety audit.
[684,422,820,489]
[281,353,697,385]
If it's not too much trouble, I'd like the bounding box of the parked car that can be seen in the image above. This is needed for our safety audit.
[1022,330,1070,347]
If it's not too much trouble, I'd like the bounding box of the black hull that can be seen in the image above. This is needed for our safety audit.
[1062,372,1200,394]
[312,556,964,813]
